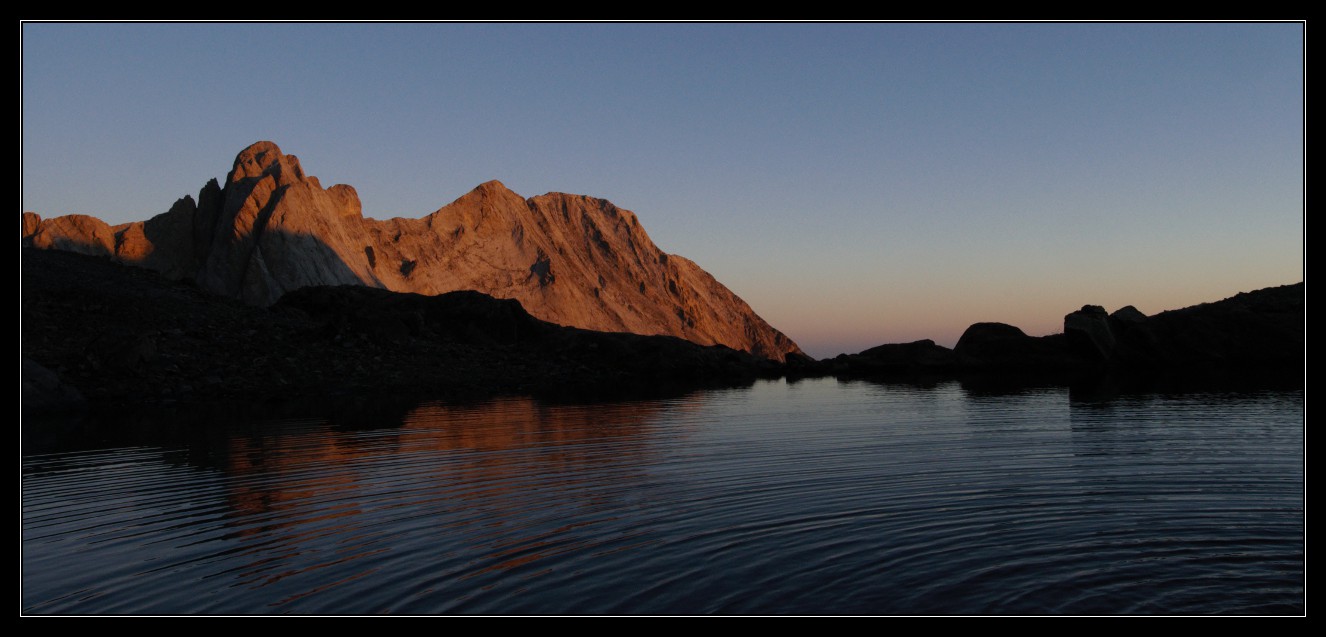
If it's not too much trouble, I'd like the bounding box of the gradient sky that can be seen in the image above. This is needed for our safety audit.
[21,22,1303,358]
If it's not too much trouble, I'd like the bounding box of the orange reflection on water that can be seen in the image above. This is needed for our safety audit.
[212,395,696,600]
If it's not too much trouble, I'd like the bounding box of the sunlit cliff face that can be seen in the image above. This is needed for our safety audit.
[22,141,803,362]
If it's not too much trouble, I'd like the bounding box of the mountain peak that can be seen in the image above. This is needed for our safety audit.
[228,140,306,185]
[23,142,804,361]
[237,139,283,161]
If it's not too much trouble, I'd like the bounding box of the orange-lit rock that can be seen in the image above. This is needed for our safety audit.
[24,213,116,257]
[24,141,802,361]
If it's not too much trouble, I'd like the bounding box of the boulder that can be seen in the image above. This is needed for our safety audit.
[955,322,1074,371]
[1064,304,1116,361]
[955,322,1031,359]
[1110,305,1148,323]
[850,339,958,372]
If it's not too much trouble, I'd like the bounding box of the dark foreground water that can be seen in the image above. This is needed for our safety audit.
[22,378,1303,615]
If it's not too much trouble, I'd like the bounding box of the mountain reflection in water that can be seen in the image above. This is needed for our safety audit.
[217,399,671,588]
[22,379,1304,615]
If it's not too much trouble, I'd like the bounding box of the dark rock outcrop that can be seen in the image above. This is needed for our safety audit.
[829,339,958,376]
[1131,283,1303,368]
[954,322,1033,359]
[953,322,1075,371]
[832,284,1302,380]
[23,141,802,361]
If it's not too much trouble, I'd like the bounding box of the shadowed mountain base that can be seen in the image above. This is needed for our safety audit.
[22,248,780,416]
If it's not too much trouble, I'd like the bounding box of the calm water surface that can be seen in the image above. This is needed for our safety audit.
[22,378,1304,614]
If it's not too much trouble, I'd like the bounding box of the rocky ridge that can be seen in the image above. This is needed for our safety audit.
[824,283,1304,379]
[22,141,802,362]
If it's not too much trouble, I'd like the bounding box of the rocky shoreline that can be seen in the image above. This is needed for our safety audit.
[816,283,1304,381]
[21,247,1302,418]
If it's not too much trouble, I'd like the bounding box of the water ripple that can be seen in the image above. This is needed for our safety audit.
[23,381,1303,614]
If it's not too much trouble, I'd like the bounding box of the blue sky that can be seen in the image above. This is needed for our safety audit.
[21,23,1304,358]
